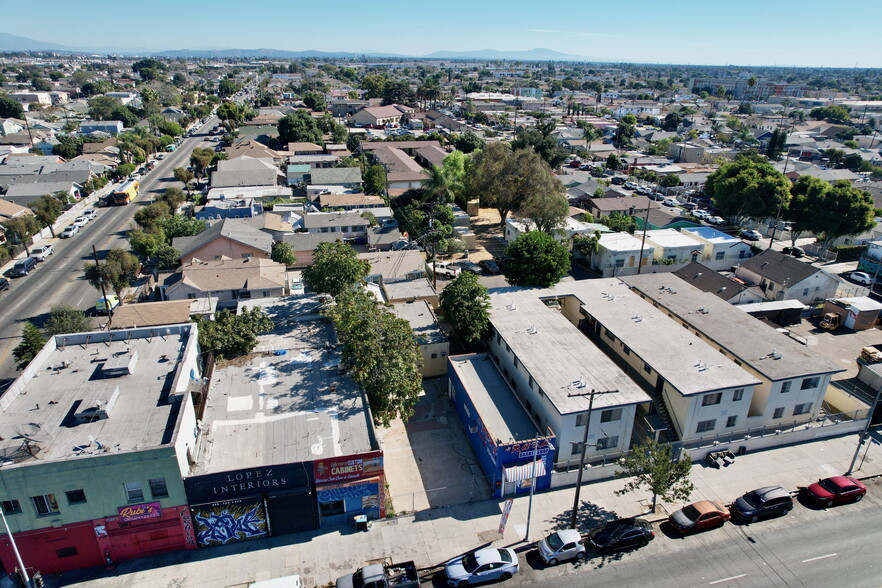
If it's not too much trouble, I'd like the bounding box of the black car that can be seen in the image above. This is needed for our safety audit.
[782,246,805,258]
[451,260,483,275]
[611,176,626,185]
[478,259,500,274]
[0,277,8,293]
[589,518,654,552]
[730,485,793,522]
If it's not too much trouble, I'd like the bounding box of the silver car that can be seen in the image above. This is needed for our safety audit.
[445,548,519,587]
[538,529,586,565]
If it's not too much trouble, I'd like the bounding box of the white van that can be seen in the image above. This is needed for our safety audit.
[249,575,304,588]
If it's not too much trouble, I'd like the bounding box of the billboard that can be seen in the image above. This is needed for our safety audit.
[313,451,383,485]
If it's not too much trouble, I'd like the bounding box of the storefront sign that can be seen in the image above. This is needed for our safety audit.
[314,451,383,485]
[498,498,513,534]
[118,502,162,522]
[184,463,312,502]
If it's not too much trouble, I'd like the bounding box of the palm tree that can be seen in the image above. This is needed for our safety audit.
[422,165,460,205]
[579,121,600,160]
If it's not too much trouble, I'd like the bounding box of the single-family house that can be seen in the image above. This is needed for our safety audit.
[163,257,287,307]
[78,120,124,135]
[643,229,705,266]
[301,211,370,242]
[679,226,753,270]
[306,167,363,189]
[210,156,282,188]
[391,301,449,378]
[584,196,653,220]
[591,232,654,277]
[674,262,765,305]
[173,218,273,263]
[360,250,427,284]
[734,249,840,304]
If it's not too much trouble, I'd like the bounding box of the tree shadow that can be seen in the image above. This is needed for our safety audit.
[541,499,624,569]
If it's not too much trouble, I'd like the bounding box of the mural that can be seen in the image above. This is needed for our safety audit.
[191,497,268,547]
[317,480,379,504]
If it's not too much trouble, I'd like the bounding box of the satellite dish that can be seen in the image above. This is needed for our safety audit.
[13,422,52,444]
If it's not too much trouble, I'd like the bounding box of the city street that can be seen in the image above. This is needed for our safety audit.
[0,115,218,390]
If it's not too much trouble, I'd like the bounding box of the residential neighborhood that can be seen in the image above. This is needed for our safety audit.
[0,10,881,588]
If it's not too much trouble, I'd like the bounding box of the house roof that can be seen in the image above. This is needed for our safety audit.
[317,192,384,208]
[0,198,34,218]
[175,257,286,293]
[737,249,821,285]
[172,218,273,258]
[360,250,425,280]
[302,210,370,229]
[674,262,751,302]
[286,142,322,153]
[109,300,195,329]
[588,196,653,212]
[308,167,363,185]
[225,138,281,161]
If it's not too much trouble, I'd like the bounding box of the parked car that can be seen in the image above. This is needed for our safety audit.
[730,485,793,522]
[782,246,804,258]
[434,262,462,279]
[680,202,698,210]
[478,259,500,274]
[0,277,8,293]
[95,295,120,314]
[693,210,710,220]
[706,216,725,225]
[60,225,79,238]
[805,476,867,507]
[611,176,626,185]
[9,257,37,277]
[740,229,763,241]
[588,518,655,552]
[82,208,98,220]
[72,216,89,228]
[668,500,731,534]
[849,271,874,286]
[662,197,681,207]
[538,529,586,565]
[445,548,519,587]
[30,245,54,261]
[623,181,637,190]
[451,260,483,275]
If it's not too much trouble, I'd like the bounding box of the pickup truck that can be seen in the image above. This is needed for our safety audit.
[433,262,461,279]
[336,560,419,588]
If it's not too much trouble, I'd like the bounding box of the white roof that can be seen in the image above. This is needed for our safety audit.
[644,229,704,249]
[599,232,647,252]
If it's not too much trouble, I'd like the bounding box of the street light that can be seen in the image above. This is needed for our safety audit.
[847,386,881,476]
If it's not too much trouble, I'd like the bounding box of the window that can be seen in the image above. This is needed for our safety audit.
[576,413,589,427]
[496,332,501,344]
[513,356,519,369]
[124,481,144,502]
[793,403,813,416]
[571,442,582,455]
[262,291,270,297]
[614,258,625,268]
[56,547,78,558]
[643,361,652,374]
[241,253,253,258]
[801,377,820,390]
[781,381,792,394]
[65,490,87,505]
[739,249,748,259]
[596,436,619,450]
[2,500,21,515]
[431,353,438,359]
[149,478,169,499]
[604,328,614,340]
[715,251,725,261]
[320,500,345,517]
[600,408,622,423]
[702,392,722,406]
[773,407,785,419]
[528,376,534,390]
[696,419,716,433]
[733,389,744,402]
[726,416,737,428]
[623,346,631,356]
[802,288,809,296]
[32,494,59,516]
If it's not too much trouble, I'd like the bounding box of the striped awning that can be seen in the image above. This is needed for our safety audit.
[504,461,547,483]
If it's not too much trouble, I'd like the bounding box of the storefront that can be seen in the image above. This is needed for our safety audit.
[94,504,197,564]
[313,451,385,528]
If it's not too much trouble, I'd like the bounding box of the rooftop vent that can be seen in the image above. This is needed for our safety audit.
[74,386,120,424]
[101,350,138,378]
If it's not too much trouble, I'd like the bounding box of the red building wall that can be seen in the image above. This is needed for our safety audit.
[0,521,103,576]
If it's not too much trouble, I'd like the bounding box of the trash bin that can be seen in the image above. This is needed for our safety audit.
[354,514,368,531]
[738,446,747,456]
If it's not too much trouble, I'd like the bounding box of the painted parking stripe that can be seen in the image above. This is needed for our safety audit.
[802,553,837,563]
[709,574,746,585]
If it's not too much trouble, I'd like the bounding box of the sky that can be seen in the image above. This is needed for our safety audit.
[4,0,882,67]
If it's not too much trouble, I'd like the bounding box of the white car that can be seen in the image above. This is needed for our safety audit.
[850,271,875,286]
[60,225,79,238]
[693,210,710,220]
[83,208,97,220]
[740,229,763,241]
[30,245,54,261]
[72,216,88,228]
[662,197,681,207]
[706,216,725,225]
[538,529,586,565]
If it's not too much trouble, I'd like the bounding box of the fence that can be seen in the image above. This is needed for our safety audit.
[802,242,838,262]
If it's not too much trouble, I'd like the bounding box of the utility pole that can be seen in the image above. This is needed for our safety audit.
[636,203,652,275]
[524,433,554,542]
[768,123,794,251]
[846,386,881,476]
[0,507,29,585]
[569,388,618,529]
[92,245,113,328]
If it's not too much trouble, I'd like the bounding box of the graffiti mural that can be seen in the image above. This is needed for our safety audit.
[191,497,268,547]
[317,480,378,504]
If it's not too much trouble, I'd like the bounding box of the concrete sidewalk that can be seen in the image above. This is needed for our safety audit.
[56,427,881,588]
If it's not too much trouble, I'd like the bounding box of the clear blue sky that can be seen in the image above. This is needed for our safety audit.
[6,0,881,67]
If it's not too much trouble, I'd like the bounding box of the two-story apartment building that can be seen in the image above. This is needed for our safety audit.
[679,226,753,271]
[591,232,654,278]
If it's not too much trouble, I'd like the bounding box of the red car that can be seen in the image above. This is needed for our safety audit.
[805,476,867,507]
[668,500,731,534]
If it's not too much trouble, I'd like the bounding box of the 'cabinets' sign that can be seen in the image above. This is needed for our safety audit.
[314,451,383,485]
[118,502,162,522]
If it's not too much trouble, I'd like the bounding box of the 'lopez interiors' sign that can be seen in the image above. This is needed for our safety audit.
[118,502,162,522]
[313,451,383,485]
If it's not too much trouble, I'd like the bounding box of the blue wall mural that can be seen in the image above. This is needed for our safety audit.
[191,497,268,547]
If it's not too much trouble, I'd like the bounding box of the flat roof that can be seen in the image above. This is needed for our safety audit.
[0,325,195,467]
[829,297,882,312]
[644,229,703,249]
[391,301,447,345]
[549,280,760,395]
[680,225,740,243]
[488,288,650,413]
[194,318,375,474]
[449,354,539,444]
[622,273,845,381]
[599,232,649,252]
[382,278,436,302]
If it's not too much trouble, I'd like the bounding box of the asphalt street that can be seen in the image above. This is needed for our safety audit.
[0,115,218,390]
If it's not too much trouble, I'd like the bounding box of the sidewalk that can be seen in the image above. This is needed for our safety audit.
[57,428,881,588]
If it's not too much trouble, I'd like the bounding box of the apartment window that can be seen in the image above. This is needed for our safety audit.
[32,494,59,516]
[187,293,196,299]
[56,547,78,559]
[124,481,144,502]
[801,377,820,390]
[441,352,447,357]
[600,408,622,423]
[65,490,87,505]
[513,357,519,369]
[702,392,722,407]
[496,332,501,345]
[149,478,169,499]
[773,407,785,419]
[596,436,619,450]
[614,258,625,268]
[262,291,270,297]
[505,343,511,353]
[643,361,652,374]
[726,416,737,428]
[2,500,21,515]
[732,389,744,402]
[715,251,725,261]
[571,442,582,455]
[793,403,813,416]
[431,353,438,359]
[241,253,253,258]
[802,288,810,296]
[781,381,792,394]
[576,413,589,427]
[528,376,534,390]
[623,346,631,356]
[604,328,614,341]
[739,249,748,259]
[696,419,716,434]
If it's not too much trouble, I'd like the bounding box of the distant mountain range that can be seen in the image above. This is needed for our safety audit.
[0,32,589,62]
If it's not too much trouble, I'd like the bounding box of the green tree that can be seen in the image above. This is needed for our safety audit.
[606,153,621,171]
[277,110,323,145]
[13,322,46,370]
[765,128,788,160]
[52,135,84,159]
[88,95,122,121]
[190,147,215,178]
[572,231,602,257]
[361,74,387,99]
[659,174,681,188]
[0,94,25,119]
[454,131,485,154]
[705,155,791,223]
[154,243,181,270]
[83,249,140,302]
[363,164,387,195]
[302,241,370,298]
[502,231,571,287]
[128,227,167,258]
[156,214,205,240]
[511,119,569,168]
[662,112,682,132]
[45,304,94,336]
[29,194,64,233]
[271,241,297,266]
[439,272,490,348]
[134,202,171,231]
[790,180,874,248]
[615,439,694,512]
[809,105,850,124]
[520,184,569,235]
[1,215,41,244]
[196,307,274,359]
[600,212,638,234]
[302,91,326,111]
[173,168,195,190]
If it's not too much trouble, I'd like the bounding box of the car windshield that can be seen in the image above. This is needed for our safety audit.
[681,505,701,521]
[742,491,760,507]
[545,533,564,551]
[818,479,840,493]
[497,549,512,563]
[461,552,479,573]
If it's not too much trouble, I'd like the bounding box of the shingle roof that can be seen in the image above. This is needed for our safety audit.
[308,167,363,185]
[172,218,273,258]
[176,257,286,292]
[674,262,749,301]
[737,249,820,285]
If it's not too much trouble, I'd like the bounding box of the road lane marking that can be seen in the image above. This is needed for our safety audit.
[709,575,746,585]
[802,553,837,563]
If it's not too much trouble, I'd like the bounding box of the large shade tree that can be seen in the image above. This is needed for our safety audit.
[302,241,370,298]
[502,231,571,287]
[705,155,792,223]
[439,272,491,348]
